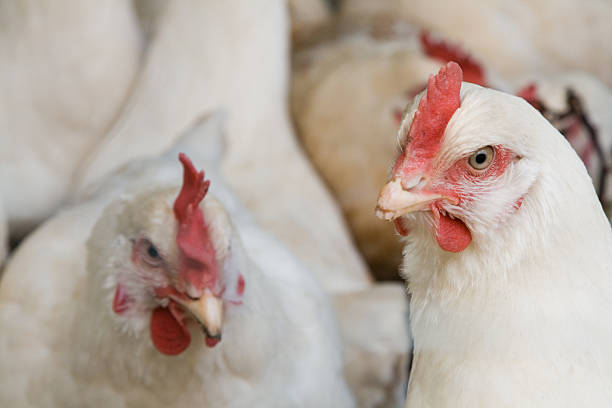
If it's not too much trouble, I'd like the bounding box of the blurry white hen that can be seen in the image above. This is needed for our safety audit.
[339,0,612,87]
[377,62,612,406]
[0,115,353,407]
[0,0,140,238]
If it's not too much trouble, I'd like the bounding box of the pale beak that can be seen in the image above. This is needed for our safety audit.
[180,289,223,342]
[375,178,442,220]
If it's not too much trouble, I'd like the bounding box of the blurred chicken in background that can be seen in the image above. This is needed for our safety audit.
[337,0,612,87]
[0,0,141,241]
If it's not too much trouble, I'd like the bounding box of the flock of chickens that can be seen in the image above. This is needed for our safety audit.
[0,0,611,407]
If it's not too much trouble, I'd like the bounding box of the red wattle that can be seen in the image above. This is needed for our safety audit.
[205,337,220,348]
[150,307,191,355]
[435,212,471,252]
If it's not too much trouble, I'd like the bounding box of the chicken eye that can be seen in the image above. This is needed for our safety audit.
[147,245,160,260]
[140,239,163,267]
[468,146,494,170]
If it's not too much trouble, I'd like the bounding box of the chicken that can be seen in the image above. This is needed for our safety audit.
[0,114,353,407]
[338,0,612,87]
[71,0,371,294]
[376,62,612,406]
[0,0,140,239]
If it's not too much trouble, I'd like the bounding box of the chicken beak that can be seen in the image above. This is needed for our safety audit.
[181,289,223,344]
[375,178,442,220]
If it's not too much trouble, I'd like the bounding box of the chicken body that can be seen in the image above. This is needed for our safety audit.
[0,0,140,238]
[378,64,612,406]
[0,116,353,407]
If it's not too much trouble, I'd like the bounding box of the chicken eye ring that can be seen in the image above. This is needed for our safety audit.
[136,238,164,268]
[468,146,494,170]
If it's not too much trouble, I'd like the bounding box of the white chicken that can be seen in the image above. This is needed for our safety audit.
[0,0,140,238]
[0,114,353,407]
[376,62,612,406]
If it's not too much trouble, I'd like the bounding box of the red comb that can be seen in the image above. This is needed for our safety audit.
[393,62,462,177]
[174,153,210,225]
[174,153,218,292]
[410,62,462,156]
[420,30,487,87]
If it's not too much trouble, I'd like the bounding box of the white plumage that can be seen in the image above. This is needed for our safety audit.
[0,115,354,407]
[0,0,140,239]
[377,64,612,406]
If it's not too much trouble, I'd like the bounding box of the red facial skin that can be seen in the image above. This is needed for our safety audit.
[393,144,516,252]
[112,284,131,315]
[430,146,515,252]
